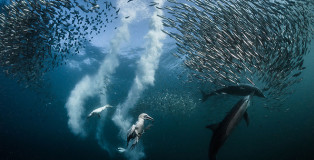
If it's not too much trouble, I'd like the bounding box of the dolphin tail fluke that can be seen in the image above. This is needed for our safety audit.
[244,111,249,126]
[206,123,218,132]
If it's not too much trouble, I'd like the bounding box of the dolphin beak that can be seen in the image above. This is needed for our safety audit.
[146,115,154,121]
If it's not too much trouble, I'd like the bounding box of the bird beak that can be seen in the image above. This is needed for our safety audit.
[146,115,154,121]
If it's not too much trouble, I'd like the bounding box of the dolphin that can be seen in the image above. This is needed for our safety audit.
[206,94,252,160]
[127,113,154,150]
[201,84,265,102]
[87,104,112,118]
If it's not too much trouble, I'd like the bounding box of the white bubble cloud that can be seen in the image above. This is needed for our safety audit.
[112,0,166,159]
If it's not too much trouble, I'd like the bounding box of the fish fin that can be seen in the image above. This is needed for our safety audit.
[206,123,219,131]
[243,111,249,126]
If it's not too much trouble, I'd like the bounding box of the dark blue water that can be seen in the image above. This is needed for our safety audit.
[0,40,314,160]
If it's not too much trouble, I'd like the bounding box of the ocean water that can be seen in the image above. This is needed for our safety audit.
[1,1,314,160]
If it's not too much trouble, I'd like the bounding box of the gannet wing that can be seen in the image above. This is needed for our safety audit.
[127,125,136,147]
[127,125,136,137]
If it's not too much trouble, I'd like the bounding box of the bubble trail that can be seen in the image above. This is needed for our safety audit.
[112,0,166,159]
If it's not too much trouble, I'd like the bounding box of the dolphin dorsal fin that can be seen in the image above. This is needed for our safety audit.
[243,111,249,126]
[206,123,219,131]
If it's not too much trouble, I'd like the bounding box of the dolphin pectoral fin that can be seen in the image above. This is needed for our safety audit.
[243,111,249,126]
[201,90,217,102]
[206,123,219,131]
[200,90,209,102]
[97,114,100,118]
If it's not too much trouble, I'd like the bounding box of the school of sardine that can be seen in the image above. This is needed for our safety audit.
[0,0,119,87]
[0,0,313,101]
[161,0,313,101]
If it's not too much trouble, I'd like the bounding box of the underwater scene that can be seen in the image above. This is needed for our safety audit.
[0,0,313,160]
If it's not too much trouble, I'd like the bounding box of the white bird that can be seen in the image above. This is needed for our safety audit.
[87,104,112,118]
[127,113,154,149]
